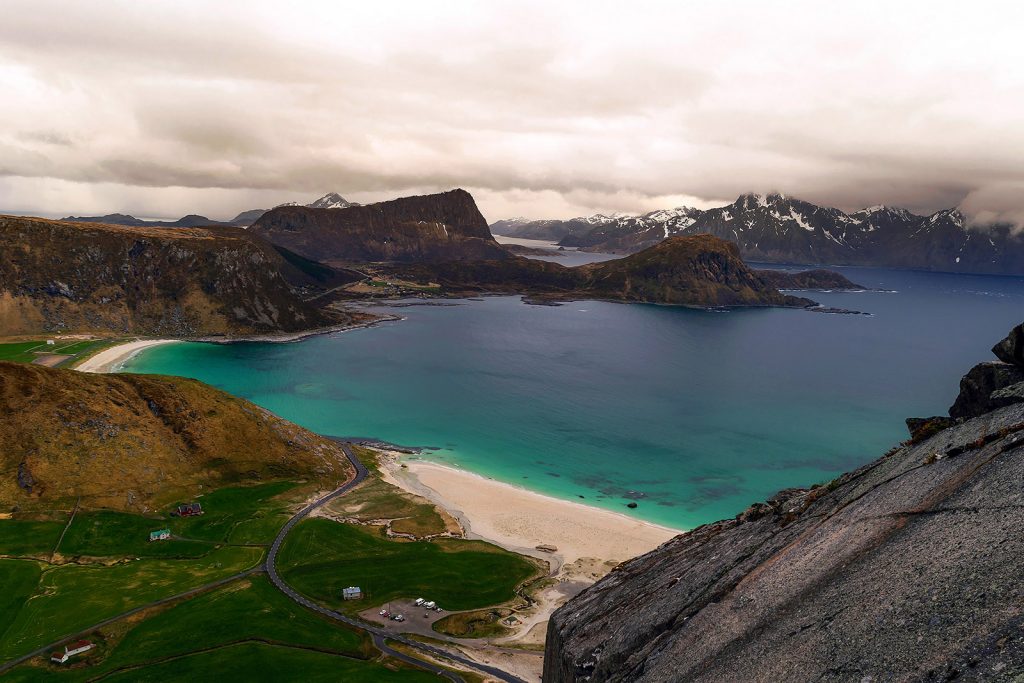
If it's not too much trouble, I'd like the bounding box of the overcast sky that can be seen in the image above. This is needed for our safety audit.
[1,0,1023,223]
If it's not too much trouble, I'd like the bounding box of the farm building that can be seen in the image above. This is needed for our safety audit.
[50,640,94,664]
[342,586,363,600]
[174,502,203,517]
[149,528,171,542]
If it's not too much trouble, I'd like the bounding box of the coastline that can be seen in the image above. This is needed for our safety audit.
[378,454,681,646]
[71,314,404,373]
[379,454,681,575]
[74,339,180,373]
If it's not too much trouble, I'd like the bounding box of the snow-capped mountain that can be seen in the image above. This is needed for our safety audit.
[307,192,356,210]
[493,193,1024,276]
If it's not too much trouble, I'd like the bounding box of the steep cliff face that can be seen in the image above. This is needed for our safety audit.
[545,324,1024,682]
[250,189,510,264]
[0,215,337,336]
[0,362,352,511]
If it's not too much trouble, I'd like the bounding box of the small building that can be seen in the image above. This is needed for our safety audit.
[174,502,203,517]
[50,640,94,664]
[342,586,362,601]
[149,529,171,542]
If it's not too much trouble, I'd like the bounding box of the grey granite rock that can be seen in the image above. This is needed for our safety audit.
[545,402,1024,682]
[948,361,1024,420]
[992,323,1024,368]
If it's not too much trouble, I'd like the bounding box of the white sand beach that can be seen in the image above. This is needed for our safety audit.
[382,456,680,573]
[74,339,180,373]
[380,456,681,650]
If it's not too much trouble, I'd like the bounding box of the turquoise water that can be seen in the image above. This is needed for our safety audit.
[122,266,1024,529]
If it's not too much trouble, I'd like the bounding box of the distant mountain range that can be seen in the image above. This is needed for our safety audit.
[493,193,1024,276]
[61,193,358,228]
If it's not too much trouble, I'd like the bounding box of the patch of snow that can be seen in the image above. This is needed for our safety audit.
[789,208,813,231]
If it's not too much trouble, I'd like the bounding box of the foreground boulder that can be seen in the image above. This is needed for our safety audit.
[992,322,1024,367]
[949,361,1024,419]
[545,326,1024,682]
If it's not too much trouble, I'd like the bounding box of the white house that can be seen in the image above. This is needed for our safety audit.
[342,586,362,600]
[50,641,94,664]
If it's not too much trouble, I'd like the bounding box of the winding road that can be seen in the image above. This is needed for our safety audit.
[265,440,527,683]
[0,442,527,681]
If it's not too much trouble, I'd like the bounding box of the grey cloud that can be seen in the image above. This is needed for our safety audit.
[1,0,1023,223]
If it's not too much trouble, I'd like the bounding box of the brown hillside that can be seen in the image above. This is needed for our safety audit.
[0,362,352,512]
[577,235,812,307]
[0,214,339,336]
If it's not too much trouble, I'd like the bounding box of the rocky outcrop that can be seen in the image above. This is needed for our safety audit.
[544,323,1024,682]
[947,324,1024,420]
[388,235,819,309]
[0,215,338,336]
[575,236,814,307]
[993,323,1024,367]
[250,189,510,264]
[754,268,864,291]
[949,361,1024,419]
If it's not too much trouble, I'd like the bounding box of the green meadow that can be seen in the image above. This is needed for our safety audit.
[0,546,263,661]
[278,518,540,612]
[0,340,113,366]
[0,459,530,681]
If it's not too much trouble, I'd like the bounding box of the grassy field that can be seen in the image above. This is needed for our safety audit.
[326,446,454,537]
[57,511,212,559]
[0,560,43,643]
[4,576,376,681]
[0,519,67,557]
[0,339,113,365]
[433,608,515,639]
[169,480,299,544]
[98,642,438,683]
[278,518,539,612]
[0,546,263,660]
[54,481,301,560]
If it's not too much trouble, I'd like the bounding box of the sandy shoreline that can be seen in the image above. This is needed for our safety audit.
[74,339,180,373]
[381,455,681,573]
[379,455,680,650]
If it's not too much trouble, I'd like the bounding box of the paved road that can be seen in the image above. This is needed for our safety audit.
[265,441,528,683]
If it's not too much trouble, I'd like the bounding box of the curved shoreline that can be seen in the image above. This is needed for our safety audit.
[380,455,680,572]
[74,339,181,373]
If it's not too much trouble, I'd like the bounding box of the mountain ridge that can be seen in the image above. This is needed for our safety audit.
[61,193,358,229]
[494,193,1024,275]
